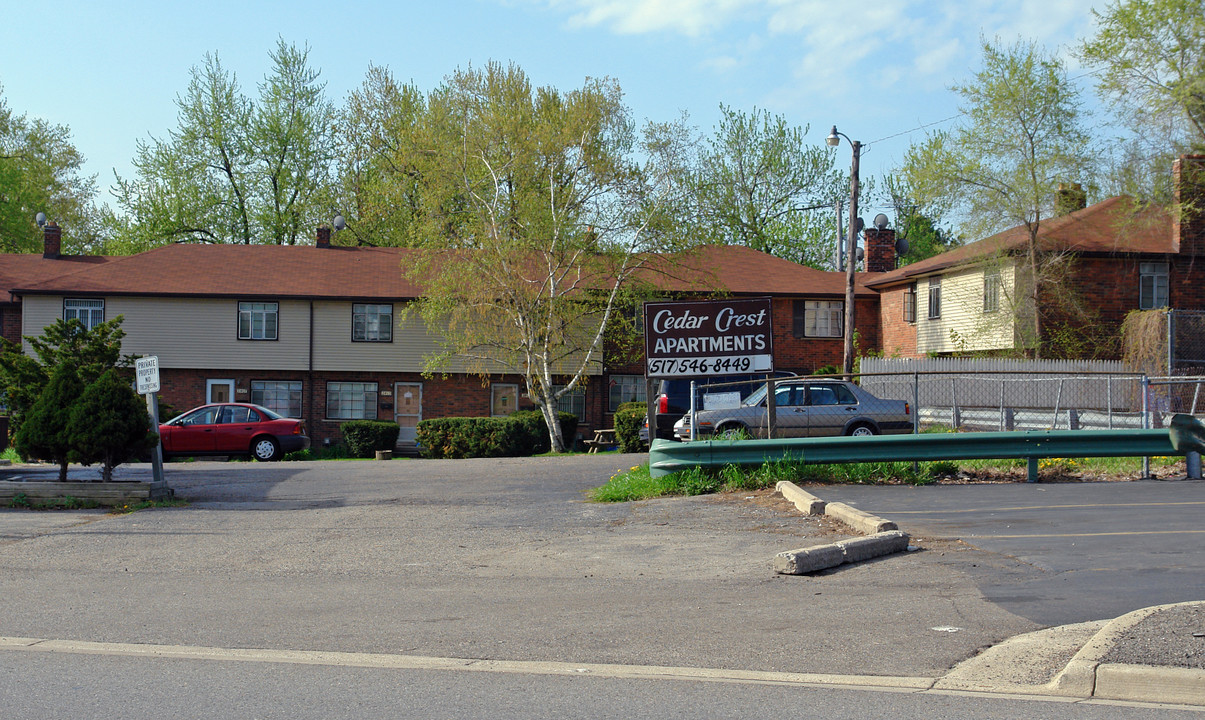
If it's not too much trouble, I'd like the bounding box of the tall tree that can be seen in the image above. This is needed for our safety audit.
[110,40,336,250]
[0,85,100,253]
[692,105,845,267]
[373,62,691,452]
[13,363,83,481]
[881,174,961,265]
[68,369,156,482]
[901,39,1094,357]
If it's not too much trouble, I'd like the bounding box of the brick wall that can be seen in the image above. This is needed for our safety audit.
[1,305,21,346]
[878,285,918,357]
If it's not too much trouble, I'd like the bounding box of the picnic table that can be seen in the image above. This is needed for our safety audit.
[584,428,617,453]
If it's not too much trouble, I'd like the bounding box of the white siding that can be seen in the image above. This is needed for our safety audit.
[916,262,1017,355]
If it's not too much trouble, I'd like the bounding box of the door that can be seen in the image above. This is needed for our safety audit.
[167,405,222,453]
[207,379,235,404]
[491,383,519,417]
[772,384,809,438]
[394,383,422,444]
[804,382,859,436]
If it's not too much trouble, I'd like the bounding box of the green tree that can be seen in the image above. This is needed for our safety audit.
[370,62,693,452]
[0,85,101,253]
[110,39,336,250]
[881,174,961,265]
[900,39,1094,357]
[13,363,83,481]
[692,105,845,267]
[68,369,155,482]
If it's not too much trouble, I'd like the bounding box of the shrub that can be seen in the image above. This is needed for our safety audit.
[67,369,157,482]
[340,420,401,458]
[508,410,579,454]
[614,404,647,453]
[416,417,526,459]
[14,363,83,482]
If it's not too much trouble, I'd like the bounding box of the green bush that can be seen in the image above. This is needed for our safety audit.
[416,411,578,459]
[340,420,401,458]
[614,405,647,453]
[14,363,83,482]
[68,369,157,482]
[508,410,579,454]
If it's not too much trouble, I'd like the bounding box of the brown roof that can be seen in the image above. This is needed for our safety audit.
[9,242,875,300]
[865,196,1174,289]
[0,254,116,303]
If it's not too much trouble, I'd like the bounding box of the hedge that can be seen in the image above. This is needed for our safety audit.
[341,420,402,458]
[415,411,578,459]
[614,401,647,453]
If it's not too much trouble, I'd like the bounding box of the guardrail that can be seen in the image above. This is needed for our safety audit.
[648,428,1179,482]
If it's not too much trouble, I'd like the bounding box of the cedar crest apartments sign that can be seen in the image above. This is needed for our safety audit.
[643,298,775,378]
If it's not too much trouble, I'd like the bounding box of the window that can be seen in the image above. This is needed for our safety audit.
[793,300,843,338]
[238,302,278,340]
[353,303,392,342]
[326,382,378,419]
[251,380,303,418]
[983,270,1001,313]
[927,277,942,319]
[219,406,262,424]
[552,384,586,419]
[64,299,104,329]
[608,374,646,412]
[903,284,917,323]
[1140,262,1169,309]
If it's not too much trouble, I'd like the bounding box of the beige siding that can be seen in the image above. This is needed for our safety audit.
[916,262,1017,355]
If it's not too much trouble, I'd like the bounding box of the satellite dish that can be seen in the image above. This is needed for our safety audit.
[873,213,889,230]
[895,237,910,256]
[855,247,865,262]
[855,217,865,233]
[35,212,47,228]
[332,214,347,232]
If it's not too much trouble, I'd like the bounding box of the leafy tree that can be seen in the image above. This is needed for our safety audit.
[881,174,961,265]
[13,363,83,481]
[110,39,337,250]
[366,62,694,452]
[692,105,845,267]
[68,369,155,482]
[0,85,100,253]
[900,39,1094,357]
[0,317,128,433]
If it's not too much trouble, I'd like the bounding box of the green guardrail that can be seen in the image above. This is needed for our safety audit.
[648,427,1180,482]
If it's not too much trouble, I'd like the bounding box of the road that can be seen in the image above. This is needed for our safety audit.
[1,457,1202,717]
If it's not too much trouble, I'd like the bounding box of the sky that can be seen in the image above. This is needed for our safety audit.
[1,0,1108,222]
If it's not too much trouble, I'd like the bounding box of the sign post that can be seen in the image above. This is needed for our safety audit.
[135,356,165,484]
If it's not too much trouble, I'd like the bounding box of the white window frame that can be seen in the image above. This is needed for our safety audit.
[326,381,378,420]
[927,277,942,319]
[64,298,104,330]
[552,384,586,419]
[251,380,303,418]
[352,303,393,342]
[608,375,646,413]
[803,300,843,338]
[238,301,279,340]
[983,270,1001,313]
[1139,262,1169,310]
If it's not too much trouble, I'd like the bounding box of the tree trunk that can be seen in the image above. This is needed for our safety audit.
[538,399,566,453]
[57,460,68,483]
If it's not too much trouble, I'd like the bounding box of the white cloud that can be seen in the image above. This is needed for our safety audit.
[545,0,762,36]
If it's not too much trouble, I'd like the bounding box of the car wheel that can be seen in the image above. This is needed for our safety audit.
[847,423,877,437]
[252,436,281,461]
[716,423,747,440]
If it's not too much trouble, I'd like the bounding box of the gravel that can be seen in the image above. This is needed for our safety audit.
[1098,603,1205,669]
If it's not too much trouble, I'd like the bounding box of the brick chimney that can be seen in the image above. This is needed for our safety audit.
[42,221,61,259]
[316,226,331,249]
[1055,182,1087,216]
[1174,155,1205,256]
[863,227,897,273]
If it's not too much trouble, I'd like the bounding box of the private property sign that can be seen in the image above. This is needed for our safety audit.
[135,356,160,395]
[643,298,774,378]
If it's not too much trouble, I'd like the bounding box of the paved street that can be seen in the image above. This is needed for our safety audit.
[2,457,1203,717]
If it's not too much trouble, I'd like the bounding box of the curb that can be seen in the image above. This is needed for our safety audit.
[773,481,909,574]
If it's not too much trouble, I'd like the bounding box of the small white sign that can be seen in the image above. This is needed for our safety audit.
[703,392,742,410]
[135,356,160,394]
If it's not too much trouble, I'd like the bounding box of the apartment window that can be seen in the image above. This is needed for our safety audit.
[353,303,393,342]
[326,381,378,419]
[251,380,303,418]
[552,384,586,419]
[903,284,917,323]
[792,300,843,338]
[64,299,104,330]
[608,375,646,412]
[1140,262,1169,310]
[983,270,1001,313]
[238,302,278,340]
[927,277,942,319]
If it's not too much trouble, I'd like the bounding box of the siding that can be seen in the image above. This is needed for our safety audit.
[916,262,1017,354]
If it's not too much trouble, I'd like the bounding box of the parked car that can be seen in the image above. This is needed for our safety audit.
[158,403,309,461]
[673,379,911,440]
[650,371,796,441]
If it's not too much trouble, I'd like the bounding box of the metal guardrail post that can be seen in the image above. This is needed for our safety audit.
[1142,375,1151,478]
[689,380,697,442]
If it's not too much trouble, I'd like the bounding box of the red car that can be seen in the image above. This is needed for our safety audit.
[159,403,309,461]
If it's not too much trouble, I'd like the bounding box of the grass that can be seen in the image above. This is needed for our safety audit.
[1,447,21,463]
[6,493,189,512]
[108,498,189,514]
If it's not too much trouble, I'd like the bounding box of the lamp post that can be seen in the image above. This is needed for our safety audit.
[826,126,860,378]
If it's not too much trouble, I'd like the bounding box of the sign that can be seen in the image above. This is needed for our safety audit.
[643,298,774,378]
[135,356,160,395]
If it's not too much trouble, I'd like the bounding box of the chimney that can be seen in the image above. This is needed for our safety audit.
[316,226,331,249]
[42,222,61,259]
[1055,182,1087,216]
[1174,155,1205,256]
[863,227,897,273]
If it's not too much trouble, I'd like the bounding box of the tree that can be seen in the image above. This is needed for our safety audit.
[368,62,692,452]
[110,39,337,250]
[13,363,83,481]
[900,39,1094,357]
[881,174,961,265]
[692,106,846,267]
[0,317,128,433]
[0,85,101,253]
[68,369,155,482]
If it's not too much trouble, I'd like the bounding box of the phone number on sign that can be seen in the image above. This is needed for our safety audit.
[647,355,770,376]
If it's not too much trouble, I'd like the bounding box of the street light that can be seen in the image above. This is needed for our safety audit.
[826,125,861,378]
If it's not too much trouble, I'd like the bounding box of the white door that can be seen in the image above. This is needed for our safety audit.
[394,382,422,444]
[207,379,235,404]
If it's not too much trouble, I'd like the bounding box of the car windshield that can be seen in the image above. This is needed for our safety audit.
[743,385,769,406]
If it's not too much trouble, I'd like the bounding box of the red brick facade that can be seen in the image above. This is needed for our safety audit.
[877,285,918,357]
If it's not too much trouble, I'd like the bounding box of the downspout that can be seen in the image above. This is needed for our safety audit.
[309,299,315,443]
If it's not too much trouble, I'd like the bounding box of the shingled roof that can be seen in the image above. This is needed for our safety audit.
[865,196,1173,289]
